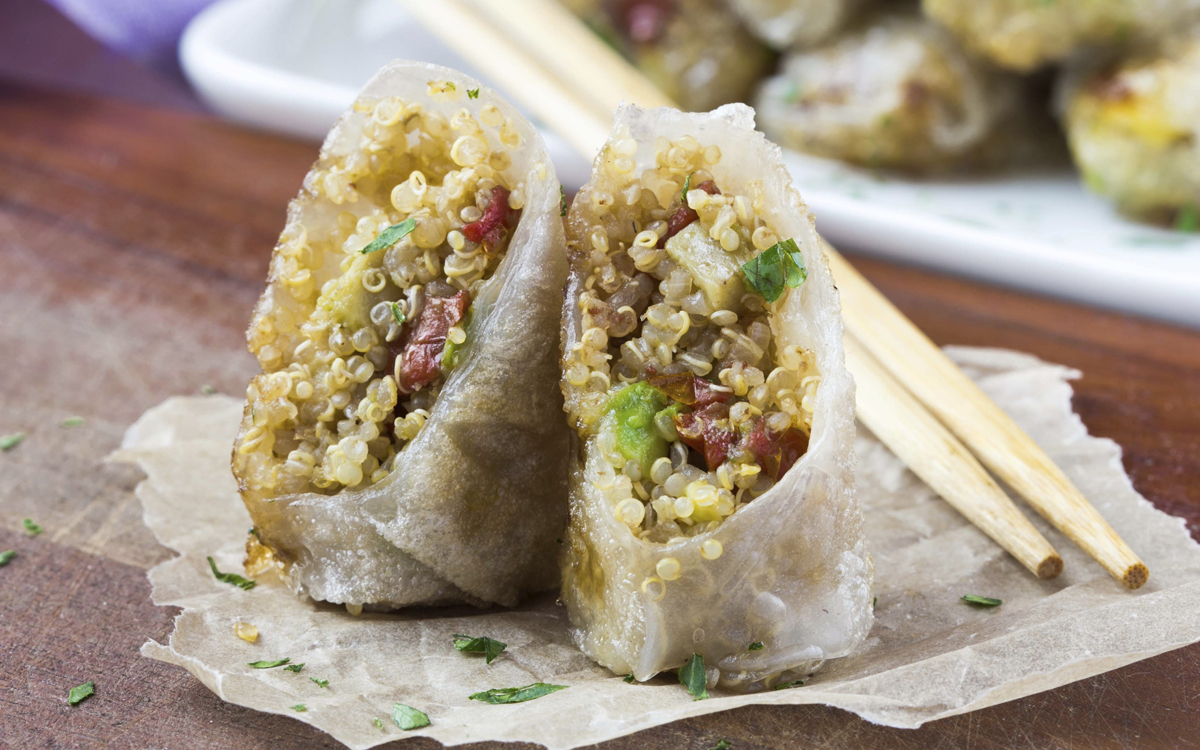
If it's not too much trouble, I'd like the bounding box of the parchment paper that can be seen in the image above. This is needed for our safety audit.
[110,347,1200,749]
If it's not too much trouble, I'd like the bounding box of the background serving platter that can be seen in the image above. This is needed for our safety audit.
[181,0,1200,328]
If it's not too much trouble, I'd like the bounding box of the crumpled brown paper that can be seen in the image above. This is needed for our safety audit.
[110,347,1200,749]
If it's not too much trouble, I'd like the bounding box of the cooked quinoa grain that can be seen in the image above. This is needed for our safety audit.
[563,129,819,544]
[234,83,526,501]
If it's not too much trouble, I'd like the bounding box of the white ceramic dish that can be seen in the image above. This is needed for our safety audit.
[181,0,1200,327]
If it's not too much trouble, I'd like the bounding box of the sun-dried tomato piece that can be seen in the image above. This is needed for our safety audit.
[462,187,519,255]
[674,402,734,470]
[656,180,720,249]
[646,369,697,405]
[397,291,470,393]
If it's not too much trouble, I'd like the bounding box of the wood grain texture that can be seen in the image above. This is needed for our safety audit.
[1,83,1198,750]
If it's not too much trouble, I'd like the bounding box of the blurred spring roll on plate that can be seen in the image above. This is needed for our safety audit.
[923,0,1200,72]
[560,0,774,111]
[723,0,864,50]
[1062,31,1200,227]
[232,61,570,609]
[559,104,873,690]
[755,9,1029,172]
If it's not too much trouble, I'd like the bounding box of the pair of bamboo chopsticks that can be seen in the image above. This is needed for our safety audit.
[400,0,1148,588]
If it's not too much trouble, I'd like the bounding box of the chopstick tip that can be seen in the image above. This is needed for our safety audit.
[1122,562,1149,590]
[1036,555,1064,580]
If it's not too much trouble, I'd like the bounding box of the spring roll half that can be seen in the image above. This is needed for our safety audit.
[560,104,873,690]
[1062,32,1200,225]
[232,61,570,609]
[755,9,1027,172]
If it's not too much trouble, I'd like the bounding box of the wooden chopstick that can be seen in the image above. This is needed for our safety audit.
[827,246,1149,588]
[846,333,1063,579]
[403,0,1150,588]
[400,0,609,157]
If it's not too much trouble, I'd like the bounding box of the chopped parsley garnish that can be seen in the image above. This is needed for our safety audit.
[560,185,568,217]
[468,683,568,704]
[200,384,217,395]
[247,658,291,669]
[682,171,694,203]
[1,433,26,451]
[61,417,85,427]
[0,550,15,566]
[678,653,708,701]
[873,596,878,609]
[372,717,384,730]
[961,594,1002,607]
[1175,205,1199,233]
[390,301,406,326]
[392,703,431,730]
[622,674,635,683]
[467,88,480,99]
[310,677,329,688]
[741,238,807,304]
[208,556,256,590]
[290,704,307,712]
[361,219,417,254]
[68,681,95,705]
[747,642,764,651]
[22,518,42,535]
[283,663,305,673]
[773,680,804,690]
[452,634,507,664]
[710,741,732,750]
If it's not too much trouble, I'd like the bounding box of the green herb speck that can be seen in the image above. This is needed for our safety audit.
[1175,205,1200,233]
[961,594,1002,607]
[740,238,807,303]
[68,681,95,705]
[247,658,291,669]
[290,704,307,712]
[200,384,216,395]
[22,518,42,535]
[747,642,764,651]
[1,433,26,451]
[467,88,480,99]
[468,683,568,704]
[372,717,384,730]
[60,417,85,427]
[392,703,431,730]
[361,219,417,254]
[208,556,256,590]
[678,653,708,701]
[773,680,804,690]
[0,550,15,566]
[452,634,507,664]
[709,741,732,750]
[311,677,329,688]
[283,663,305,673]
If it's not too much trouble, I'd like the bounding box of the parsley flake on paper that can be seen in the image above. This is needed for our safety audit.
[961,594,1002,607]
[1,433,26,451]
[452,634,507,664]
[283,663,306,673]
[311,677,329,688]
[467,88,480,99]
[248,658,291,669]
[468,683,567,704]
[392,703,431,730]
[290,704,307,712]
[208,556,256,590]
[0,550,15,566]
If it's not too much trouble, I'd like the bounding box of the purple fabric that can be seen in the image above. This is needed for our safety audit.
[44,0,217,67]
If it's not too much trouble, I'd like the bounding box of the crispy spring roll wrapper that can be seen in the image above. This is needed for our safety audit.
[560,104,873,690]
[232,61,570,609]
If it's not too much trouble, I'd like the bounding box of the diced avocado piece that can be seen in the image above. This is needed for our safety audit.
[316,253,378,330]
[441,305,473,374]
[603,382,671,470]
[664,222,754,312]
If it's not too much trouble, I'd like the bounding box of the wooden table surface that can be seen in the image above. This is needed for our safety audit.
[1,81,1198,750]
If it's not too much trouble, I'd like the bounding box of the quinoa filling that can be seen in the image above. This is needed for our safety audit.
[237,83,527,497]
[565,135,819,545]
